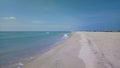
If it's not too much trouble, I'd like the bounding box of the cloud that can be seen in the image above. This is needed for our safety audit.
[2,16,16,20]
[9,17,16,20]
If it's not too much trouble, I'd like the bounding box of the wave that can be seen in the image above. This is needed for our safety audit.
[62,34,69,39]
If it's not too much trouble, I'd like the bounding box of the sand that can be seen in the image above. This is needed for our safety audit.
[23,32,120,68]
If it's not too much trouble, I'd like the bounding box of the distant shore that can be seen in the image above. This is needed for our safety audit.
[23,32,120,68]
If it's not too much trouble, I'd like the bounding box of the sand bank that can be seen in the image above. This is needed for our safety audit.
[23,32,120,68]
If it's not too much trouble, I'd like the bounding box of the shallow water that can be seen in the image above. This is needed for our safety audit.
[0,31,70,68]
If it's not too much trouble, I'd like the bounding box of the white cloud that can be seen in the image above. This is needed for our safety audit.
[9,17,16,20]
[2,16,16,20]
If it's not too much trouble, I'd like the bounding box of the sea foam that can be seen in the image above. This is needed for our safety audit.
[62,34,69,39]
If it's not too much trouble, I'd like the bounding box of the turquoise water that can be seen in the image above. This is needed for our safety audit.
[0,31,70,68]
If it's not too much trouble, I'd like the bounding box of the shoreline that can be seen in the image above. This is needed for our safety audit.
[0,32,70,68]
[23,33,71,68]
[23,32,120,68]
[23,32,84,68]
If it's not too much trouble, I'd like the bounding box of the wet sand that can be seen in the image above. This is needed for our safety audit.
[23,32,120,68]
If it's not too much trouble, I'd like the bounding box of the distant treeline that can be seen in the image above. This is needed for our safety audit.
[79,30,120,32]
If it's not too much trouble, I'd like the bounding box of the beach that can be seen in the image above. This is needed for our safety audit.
[23,32,120,68]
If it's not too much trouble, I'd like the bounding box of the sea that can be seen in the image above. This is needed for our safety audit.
[0,31,70,68]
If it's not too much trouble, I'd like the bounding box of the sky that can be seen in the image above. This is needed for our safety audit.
[0,0,120,31]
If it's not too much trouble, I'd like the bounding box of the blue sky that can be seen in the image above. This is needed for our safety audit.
[0,0,120,31]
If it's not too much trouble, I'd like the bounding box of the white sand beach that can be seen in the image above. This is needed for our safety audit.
[23,32,120,68]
